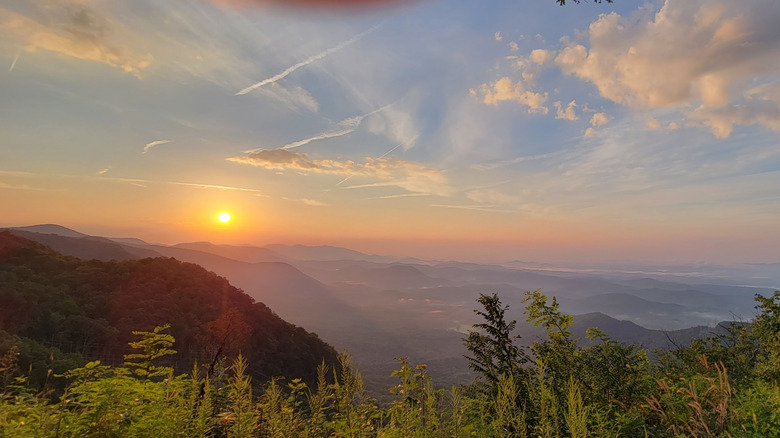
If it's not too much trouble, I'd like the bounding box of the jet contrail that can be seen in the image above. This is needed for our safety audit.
[9,50,20,73]
[282,103,388,150]
[333,134,417,187]
[282,116,363,149]
[244,103,391,154]
[235,25,379,96]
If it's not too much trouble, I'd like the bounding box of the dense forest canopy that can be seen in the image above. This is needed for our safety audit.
[0,231,338,390]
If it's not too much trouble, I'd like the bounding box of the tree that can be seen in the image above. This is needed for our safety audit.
[123,324,177,379]
[464,293,530,388]
[556,0,613,5]
[752,291,780,382]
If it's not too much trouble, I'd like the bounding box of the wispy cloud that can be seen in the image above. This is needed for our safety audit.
[281,197,327,206]
[431,204,513,213]
[0,181,44,191]
[8,49,20,73]
[143,140,172,154]
[235,25,378,96]
[471,150,567,171]
[0,4,153,75]
[365,193,429,200]
[170,181,265,194]
[0,170,36,177]
[228,149,452,196]
[96,167,111,175]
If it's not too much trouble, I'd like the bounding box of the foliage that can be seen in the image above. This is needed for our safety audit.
[556,0,613,5]
[123,324,177,379]
[2,235,780,437]
[464,293,529,388]
[0,231,339,391]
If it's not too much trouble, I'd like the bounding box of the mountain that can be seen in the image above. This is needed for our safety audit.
[5,223,770,395]
[173,242,287,263]
[9,224,90,238]
[0,231,338,388]
[265,244,399,263]
[4,227,162,261]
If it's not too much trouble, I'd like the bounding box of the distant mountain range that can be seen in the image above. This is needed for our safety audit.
[3,224,775,394]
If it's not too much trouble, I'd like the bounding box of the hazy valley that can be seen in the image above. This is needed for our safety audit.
[5,224,775,395]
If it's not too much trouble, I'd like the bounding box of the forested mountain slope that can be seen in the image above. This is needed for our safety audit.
[0,231,338,389]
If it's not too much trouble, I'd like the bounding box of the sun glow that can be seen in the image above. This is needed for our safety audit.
[217,212,232,223]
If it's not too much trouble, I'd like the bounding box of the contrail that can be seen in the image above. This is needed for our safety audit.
[282,104,389,150]
[235,25,379,96]
[9,50,20,73]
[244,103,391,154]
[282,116,363,149]
[333,134,416,187]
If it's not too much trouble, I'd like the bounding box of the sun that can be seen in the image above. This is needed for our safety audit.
[217,212,232,223]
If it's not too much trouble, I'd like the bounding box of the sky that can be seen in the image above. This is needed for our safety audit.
[1,0,780,264]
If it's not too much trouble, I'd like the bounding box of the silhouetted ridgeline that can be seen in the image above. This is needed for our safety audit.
[0,231,338,389]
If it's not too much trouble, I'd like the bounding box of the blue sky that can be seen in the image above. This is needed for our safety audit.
[2,0,780,264]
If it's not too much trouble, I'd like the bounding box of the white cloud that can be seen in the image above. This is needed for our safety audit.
[529,49,555,66]
[509,42,519,52]
[478,77,548,114]
[143,140,172,154]
[590,112,609,128]
[553,0,780,137]
[554,100,578,121]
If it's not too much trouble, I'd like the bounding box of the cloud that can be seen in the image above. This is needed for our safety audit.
[285,117,363,150]
[529,49,555,66]
[584,111,610,137]
[235,25,377,95]
[170,181,265,194]
[0,3,153,75]
[431,204,512,213]
[366,193,429,200]
[553,0,780,137]
[242,105,389,152]
[477,77,548,114]
[143,140,172,154]
[96,167,111,175]
[300,198,327,206]
[365,105,420,151]
[509,42,519,52]
[465,188,519,205]
[8,49,20,72]
[228,148,323,171]
[259,84,319,113]
[228,149,451,196]
[494,32,502,42]
[590,112,609,127]
[554,100,578,121]
[282,197,327,206]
